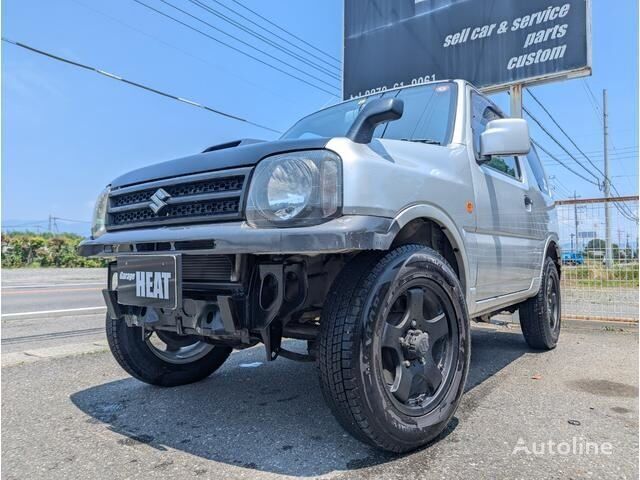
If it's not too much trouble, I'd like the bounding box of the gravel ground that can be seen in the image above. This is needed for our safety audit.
[2,325,638,480]
[562,286,638,320]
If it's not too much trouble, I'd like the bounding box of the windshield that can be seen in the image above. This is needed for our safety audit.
[281,82,457,145]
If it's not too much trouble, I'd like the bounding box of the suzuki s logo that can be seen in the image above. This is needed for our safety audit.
[135,271,172,300]
[149,188,170,214]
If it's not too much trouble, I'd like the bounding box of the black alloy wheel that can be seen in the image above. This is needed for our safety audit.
[379,282,458,416]
[318,245,470,452]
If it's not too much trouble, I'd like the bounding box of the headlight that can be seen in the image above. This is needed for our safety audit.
[246,150,342,227]
[91,186,110,238]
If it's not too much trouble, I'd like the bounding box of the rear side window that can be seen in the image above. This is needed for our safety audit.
[526,145,549,193]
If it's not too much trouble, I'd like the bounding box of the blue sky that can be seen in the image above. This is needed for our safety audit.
[2,0,638,236]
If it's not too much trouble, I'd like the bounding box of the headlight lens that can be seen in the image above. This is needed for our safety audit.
[91,186,110,238]
[246,150,342,227]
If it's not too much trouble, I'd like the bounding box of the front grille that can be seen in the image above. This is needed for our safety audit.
[110,199,240,226]
[107,168,250,230]
[182,255,234,282]
[111,176,245,208]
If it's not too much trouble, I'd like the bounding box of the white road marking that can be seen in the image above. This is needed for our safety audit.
[239,362,263,368]
[1,306,107,318]
[2,282,104,289]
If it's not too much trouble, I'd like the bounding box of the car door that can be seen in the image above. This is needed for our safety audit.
[468,92,539,300]
[519,144,555,278]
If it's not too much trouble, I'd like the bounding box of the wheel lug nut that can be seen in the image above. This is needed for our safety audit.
[411,320,417,327]
[403,360,411,367]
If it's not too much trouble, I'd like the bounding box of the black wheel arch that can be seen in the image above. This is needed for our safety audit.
[545,239,562,279]
[390,217,466,293]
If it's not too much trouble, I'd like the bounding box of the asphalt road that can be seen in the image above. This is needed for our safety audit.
[1,269,107,354]
[2,268,638,478]
[2,326,638,479]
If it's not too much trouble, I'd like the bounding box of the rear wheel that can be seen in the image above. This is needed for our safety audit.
[318,245,470,452]
[106,315,232,387]
[519,257,561,350]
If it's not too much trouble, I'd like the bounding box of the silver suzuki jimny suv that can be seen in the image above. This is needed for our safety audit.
[80,79,561,452]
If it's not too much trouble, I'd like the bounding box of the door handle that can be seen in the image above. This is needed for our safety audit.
[524,195,533,211]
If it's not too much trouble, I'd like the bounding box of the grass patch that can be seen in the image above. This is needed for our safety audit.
[563,262,639,288]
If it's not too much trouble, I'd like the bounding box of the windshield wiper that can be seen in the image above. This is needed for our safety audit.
[400,138,441,145]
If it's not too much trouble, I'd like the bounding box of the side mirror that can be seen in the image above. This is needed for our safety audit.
[480,118,531,159]
[346,98,404,144]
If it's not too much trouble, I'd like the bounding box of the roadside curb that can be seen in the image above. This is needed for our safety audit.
[562,318,639,332]
[477,317,639,333]
[1,341,109,368]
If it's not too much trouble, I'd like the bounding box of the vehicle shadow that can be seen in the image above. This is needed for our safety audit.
[70,326,531,477]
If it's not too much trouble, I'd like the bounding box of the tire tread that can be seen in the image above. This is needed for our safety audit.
[318,245,461,452]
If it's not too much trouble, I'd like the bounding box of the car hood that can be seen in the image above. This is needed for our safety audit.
[110,138,330,189]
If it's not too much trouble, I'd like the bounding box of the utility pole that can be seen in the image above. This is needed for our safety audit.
[603,89,612,267]
[48,214,52,233]
[572,191,580,252]
[570,233,575,252]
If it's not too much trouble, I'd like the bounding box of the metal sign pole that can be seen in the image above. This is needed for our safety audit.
[510,84,523,118]
[603,89,612,267]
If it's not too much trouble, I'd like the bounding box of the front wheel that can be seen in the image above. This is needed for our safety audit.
[106,315,232,387]
[318,245,470,453]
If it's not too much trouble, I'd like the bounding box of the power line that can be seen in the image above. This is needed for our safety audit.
[53,217,91,224]
[139,0,340,95]
[548,175,574,198]
[2,222,47,228]
[543,153,639,162]
[70,0,292,103]
[582,79,603,125]
[525,107,601,183]
[528,88,638,211]
[541,153,639,166]
[539,145,639,158]
[3,38,282,133]
[159,0,340,90]
[532,139,600,186]
[229,0,342,65]
[207,0,341,72]
[581,81,637,198]
[188,0,341,80]
[131,0,338,97]
[525,91,638,221]
[526,88,608,180]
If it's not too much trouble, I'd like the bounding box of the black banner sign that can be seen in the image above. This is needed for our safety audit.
[343,0,590,99]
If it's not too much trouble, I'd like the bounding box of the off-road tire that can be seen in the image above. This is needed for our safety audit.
[106,315,232,387]
[317,245,470,452]
[519,257,561,350]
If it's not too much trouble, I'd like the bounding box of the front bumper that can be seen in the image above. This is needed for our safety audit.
[78,215,396,257]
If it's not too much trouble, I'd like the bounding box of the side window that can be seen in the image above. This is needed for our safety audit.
[486,156,520,179]
[471,92,521,180]
[526,145,549,193]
